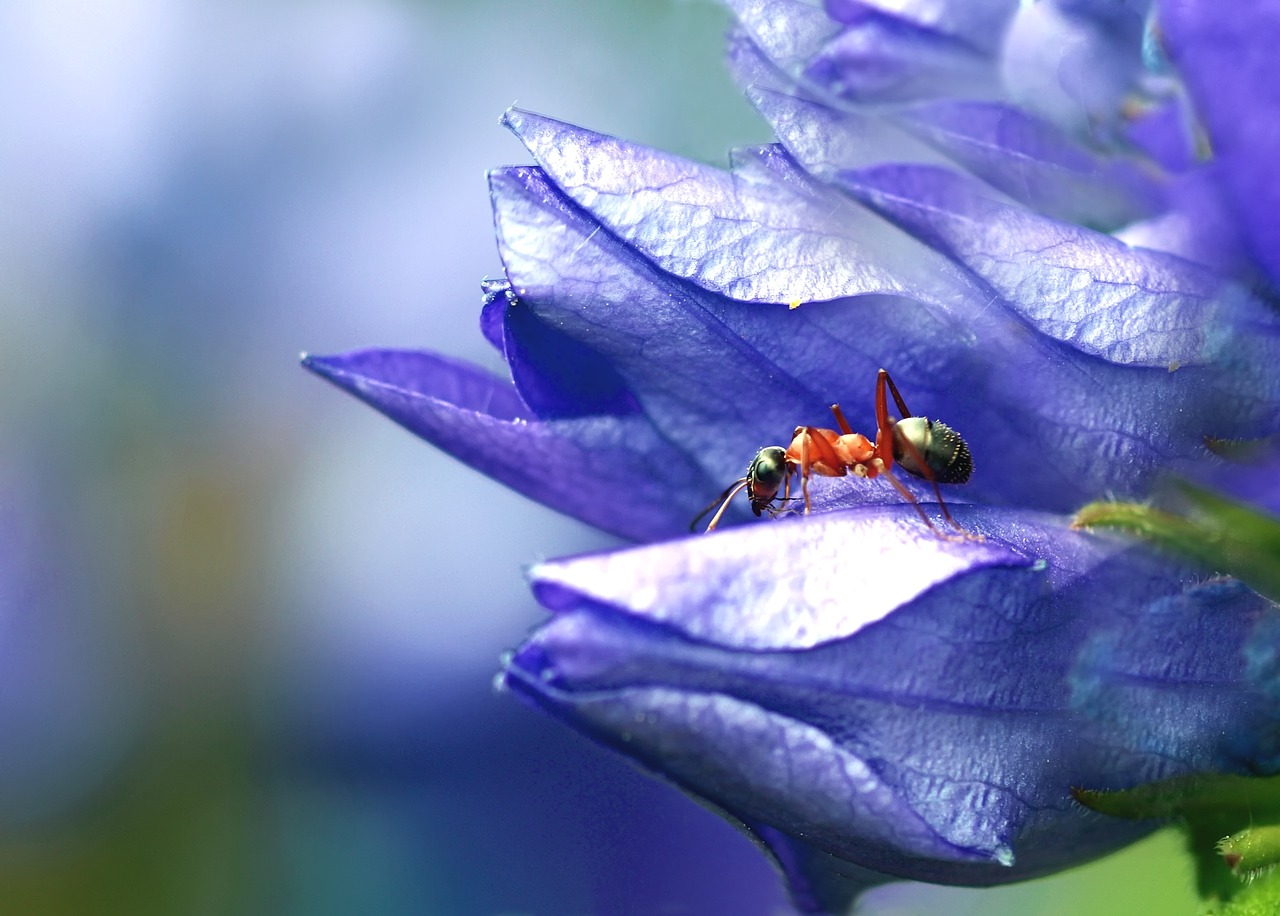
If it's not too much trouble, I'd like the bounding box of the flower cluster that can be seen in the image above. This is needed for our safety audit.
[307,0,1280,911]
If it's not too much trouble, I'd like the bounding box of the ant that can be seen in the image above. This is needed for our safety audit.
[692,369,975,537]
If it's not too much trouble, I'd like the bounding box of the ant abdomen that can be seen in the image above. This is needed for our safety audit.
[892,417,973,485]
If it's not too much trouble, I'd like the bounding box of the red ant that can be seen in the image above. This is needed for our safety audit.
[692,369,975,537]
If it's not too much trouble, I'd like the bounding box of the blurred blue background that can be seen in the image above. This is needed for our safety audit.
[0,1,1203,913]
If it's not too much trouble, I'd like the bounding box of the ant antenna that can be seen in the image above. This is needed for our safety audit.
[689,478,749,532]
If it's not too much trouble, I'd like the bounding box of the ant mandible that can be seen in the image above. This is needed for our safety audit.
[692,369,975,537]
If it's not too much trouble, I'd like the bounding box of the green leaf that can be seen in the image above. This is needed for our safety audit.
[1204,869,1280,916]
[1075,775,1280,903]
[1072,485,1280,603]
[1074,775,1280,822]
[1071,475,1280,906]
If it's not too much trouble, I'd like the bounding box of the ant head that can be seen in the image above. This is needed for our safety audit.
[893,417,973,485]
[747,446,790,514]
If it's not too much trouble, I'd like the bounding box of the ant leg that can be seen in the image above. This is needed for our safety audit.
[873,369,896,464]
[830,403,855,436]
[878,370,976,538]
[799,433,813,514]
[791,430,824,515]
[925,475,967,533]
[880,468,953,538]
[886,429,972,537]
[886,468,978,541]
[879,368,914,420]
[876,368,932,487]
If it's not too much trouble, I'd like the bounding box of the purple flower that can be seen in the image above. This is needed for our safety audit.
[306,98,1280,538]
[306,0,1280,910]
[504,505,1280,910]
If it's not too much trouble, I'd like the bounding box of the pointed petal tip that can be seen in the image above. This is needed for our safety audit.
[298,349,368,386]
[502,105,545,139]
[500,641,571,711]
[506,638,552,683]
[528,557,614,614]
[300,350,336,379]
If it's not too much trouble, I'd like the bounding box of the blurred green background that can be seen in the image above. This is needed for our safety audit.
[0,1,1201,913]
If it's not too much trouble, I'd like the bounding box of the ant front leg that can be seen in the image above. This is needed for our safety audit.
[788,426,847,515]
[797,429,813,514]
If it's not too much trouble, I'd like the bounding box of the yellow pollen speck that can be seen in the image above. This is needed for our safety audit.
[789,299,802,310]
